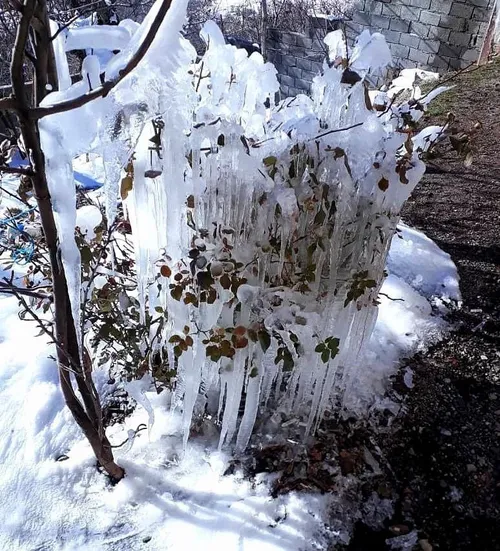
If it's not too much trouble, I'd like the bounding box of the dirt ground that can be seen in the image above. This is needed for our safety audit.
[377,59,500,550]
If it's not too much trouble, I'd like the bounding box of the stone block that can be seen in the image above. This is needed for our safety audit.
[430,0,452,14]
[364,0,383,15]
[450,3,474,19]
[295,77,313,91]
[427,54,452,69]
[280,84,290,98]
[382,3,401,17]
[419,10,441,26]
[409,47,430,64]
[393,57,415,69]
[438,42,465,58]
[305,51,325,62]
[383,29,402,43]
[469,0,491,6]
[287,65,302,78]
[352,11,372,25]
[301,69,318,81]
[469,33,480,48]
[427,26,451,41]
[411,21,430,37]
[390,18,411,32]
[476,21,490,36]
[439,14,467,31]
[295,57,313,72]
[344,22,368,38]
[390,43,410,58]
[418,37,441,53]
[289,46,310,57]
[472,6,491,22]
[461,48,480,62]
[371,14,391,29]
[288,86,303,97]
[400,5,423,21]
[311,38,326,51]
[278,74,294,87]
[310,60,323,74]
[268,52,282,66]
[399,33,421,48]
[408,0,431,8]
[448,31,473,46]
[282,54,297,68]
[295,35,313,49]
[446,56,463,70]
[281,33,297,46]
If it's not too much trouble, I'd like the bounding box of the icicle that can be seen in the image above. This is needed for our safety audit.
[49,20,71,91]
[39,123,82,351]
[180,344,203,449]
[218,352,247,449]
[235,352,263,452]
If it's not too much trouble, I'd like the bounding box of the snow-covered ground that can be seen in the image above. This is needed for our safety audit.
[0,172,460,549]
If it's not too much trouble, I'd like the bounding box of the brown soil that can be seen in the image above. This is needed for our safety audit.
[380,59,500,550]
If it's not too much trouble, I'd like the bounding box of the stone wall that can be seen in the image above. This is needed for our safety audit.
[267,0,495,96]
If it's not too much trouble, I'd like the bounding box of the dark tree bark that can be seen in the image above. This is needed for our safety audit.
[1,0,173,480]
[8,0,125,481]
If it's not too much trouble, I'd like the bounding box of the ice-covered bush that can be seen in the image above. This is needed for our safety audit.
[37,0,446,451]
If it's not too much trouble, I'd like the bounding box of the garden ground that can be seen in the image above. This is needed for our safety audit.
[378,58,500,550]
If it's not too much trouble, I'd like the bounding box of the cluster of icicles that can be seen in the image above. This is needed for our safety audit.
[39,0,443,451]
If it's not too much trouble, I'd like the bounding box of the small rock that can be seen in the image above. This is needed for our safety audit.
[489,393,497,400]
[339,450,356,475]
[481,355,488,361]
[419,539,433,551]
[377,482,393,499]
[466,464,477,473]
[389,524,410,536]
[440,429,452,436]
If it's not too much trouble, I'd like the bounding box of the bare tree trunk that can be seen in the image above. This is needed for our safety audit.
[10,0,124,481]
[260,0,268,59]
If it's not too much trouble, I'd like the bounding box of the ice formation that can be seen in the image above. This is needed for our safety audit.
[38,0,446,450]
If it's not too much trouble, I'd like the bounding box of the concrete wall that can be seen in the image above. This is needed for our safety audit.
[267,0,495,96]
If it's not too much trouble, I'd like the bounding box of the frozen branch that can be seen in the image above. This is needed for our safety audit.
[0,165,32,175]
[0,281,50,300]
[30,0,174,119]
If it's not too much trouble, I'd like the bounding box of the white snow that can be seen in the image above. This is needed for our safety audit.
[0,6,464,546]
[76,205,103,241]
[0,214,459,549]
[0,294,333,550]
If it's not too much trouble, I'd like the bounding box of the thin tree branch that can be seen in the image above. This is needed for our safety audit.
[0,183,33,207]
[0,165,32,175]
[50,12,81,42]
[0,281,50,300]
[30,0,174,120]
[311,121,364,141]
[0,96,19,112]
[11,0,36,110]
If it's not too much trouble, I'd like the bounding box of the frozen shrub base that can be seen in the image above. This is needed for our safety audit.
[38,2,443,450]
